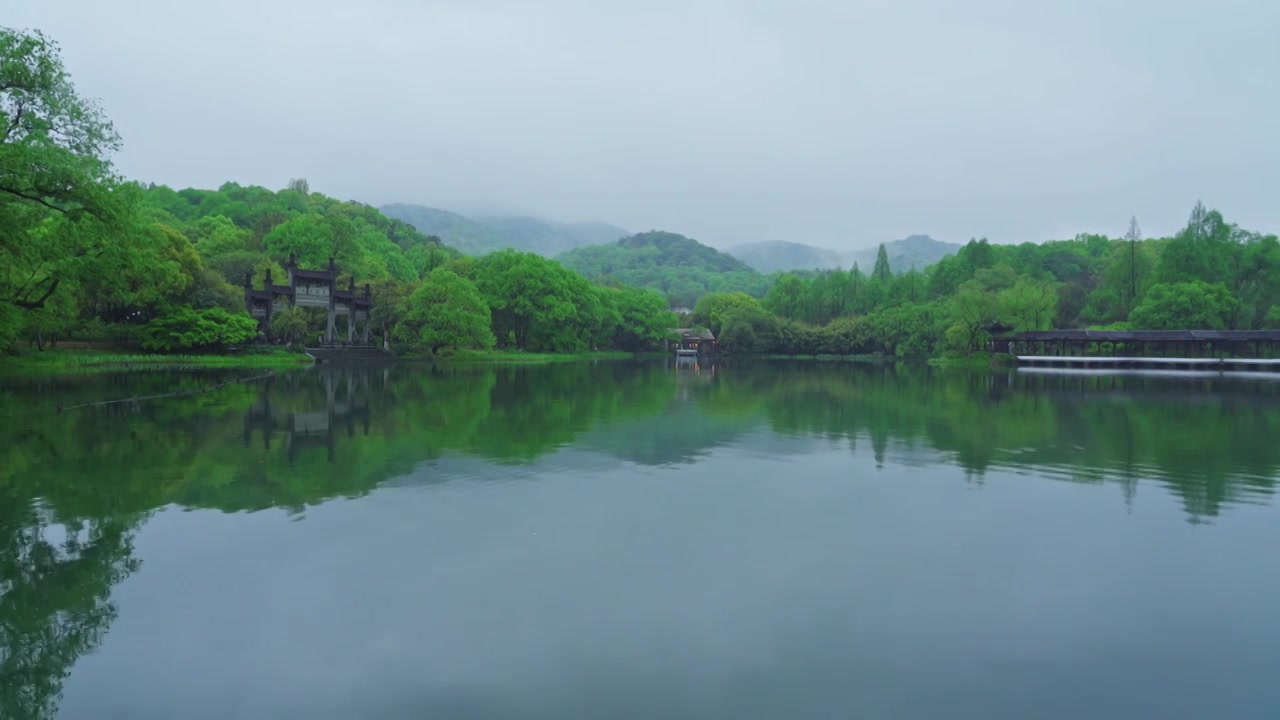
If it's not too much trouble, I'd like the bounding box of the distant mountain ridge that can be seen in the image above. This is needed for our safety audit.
[729,235,960,273]
[727,241,844,273]
[557,231,769,307]
[380,201,960,276]
[379,203,628,256]
[845,235,961,273]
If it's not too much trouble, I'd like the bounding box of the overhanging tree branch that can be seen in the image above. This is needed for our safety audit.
[9,276,60,309]
[0,185,69,213]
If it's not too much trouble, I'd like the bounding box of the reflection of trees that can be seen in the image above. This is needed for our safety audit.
[0,506,143,720]
[3,358,1280,714]
[711,361,1280,522]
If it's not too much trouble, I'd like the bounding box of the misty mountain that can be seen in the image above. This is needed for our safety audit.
[474,215,629,256]
[379,203,627,256]
[378,204,504,255]
[729,235,960,274]
[727,240,844,273]
[557,231,769,307]
[845,235,960,273]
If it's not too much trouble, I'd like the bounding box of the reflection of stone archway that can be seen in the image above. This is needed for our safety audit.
[241,368,375,464]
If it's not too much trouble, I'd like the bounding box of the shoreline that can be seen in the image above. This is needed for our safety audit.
[0,348,314,373]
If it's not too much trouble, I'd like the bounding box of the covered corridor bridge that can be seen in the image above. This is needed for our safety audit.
[992,330,1280,371]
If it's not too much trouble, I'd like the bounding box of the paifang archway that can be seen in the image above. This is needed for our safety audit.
[244,255,373,346]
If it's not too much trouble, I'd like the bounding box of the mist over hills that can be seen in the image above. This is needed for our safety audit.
[381,202,961,283]
[379,203,628,256]
[729,235,961,273]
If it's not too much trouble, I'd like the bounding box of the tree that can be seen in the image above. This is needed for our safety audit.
[1157,201,1233,285]
[139,306,260,351]
[608,286,675,352]
[397,268,494,354]
[469,251,577,351]
[261,214,334,268]
[718,304,781,354]
[691,291,762,335]
[286,177,310,194]
[872,243,892,282]
[998,279,1057,331]
[1125,215,1142,308]
[269,307,310,345]
[0,28,127,313]
[944,280,999,353]
[1128,281,1238,330]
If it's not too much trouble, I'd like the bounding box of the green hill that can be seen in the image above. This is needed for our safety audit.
[139,183,456,286]
[557,231,770,308]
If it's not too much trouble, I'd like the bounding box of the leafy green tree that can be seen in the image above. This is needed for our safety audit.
[397,268,494,354]
[1230,234,1280,329]
[944,280,999,353]
[470,251,575,351]
[1128,281,1239,330]
[998,279,1057,331]
[261,214,334,269]
[763,273,807,320]
[1156,201,1234,286]
[0,28,127,314]
[718,304,781,354]
[139,306,260,351]
[190,215,250,257]
[607,286,675,352]
[269,307,310,345]
[691,291,763,335]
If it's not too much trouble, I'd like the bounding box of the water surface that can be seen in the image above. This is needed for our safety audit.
[3,360,1280,719]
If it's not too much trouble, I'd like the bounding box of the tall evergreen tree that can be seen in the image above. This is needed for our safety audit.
[872,243,893,282]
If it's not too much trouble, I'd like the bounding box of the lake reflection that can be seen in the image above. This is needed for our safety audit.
[3,361,1280,719]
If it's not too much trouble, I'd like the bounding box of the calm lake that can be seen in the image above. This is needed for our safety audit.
[4,360,1280,719]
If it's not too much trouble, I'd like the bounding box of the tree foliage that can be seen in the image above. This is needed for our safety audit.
[1128,282,1238,331]
[0,27,129,317]
[139,306,260,352]
[397,268,494,354]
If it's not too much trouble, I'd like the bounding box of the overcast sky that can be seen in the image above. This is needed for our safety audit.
[11,0,1280,250]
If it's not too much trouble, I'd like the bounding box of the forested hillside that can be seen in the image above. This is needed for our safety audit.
[380,202,627,256]
[0,27,676,356]
[3,26,1277,361]
[696,210,1280,358]
[557,231,772,308]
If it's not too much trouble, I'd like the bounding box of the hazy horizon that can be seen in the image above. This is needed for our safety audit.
[11,0,1279,253]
